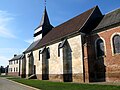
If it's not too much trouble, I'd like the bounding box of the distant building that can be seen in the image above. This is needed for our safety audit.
[8,54,25,77]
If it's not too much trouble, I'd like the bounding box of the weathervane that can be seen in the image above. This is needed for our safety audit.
[44,0,46,7]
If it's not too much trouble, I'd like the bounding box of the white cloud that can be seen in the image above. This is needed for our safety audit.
[24,38,33,44]
[0,10,16,38]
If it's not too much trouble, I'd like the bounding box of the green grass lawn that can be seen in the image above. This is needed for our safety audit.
[8,78,120,90]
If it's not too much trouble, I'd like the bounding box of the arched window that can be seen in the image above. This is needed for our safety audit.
[96,39,104,57]
[113,35,120,54]
[58,43,61,57]
[46,47,50,59]
[39,50,41,60]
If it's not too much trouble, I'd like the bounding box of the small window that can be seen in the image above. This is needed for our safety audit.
[113,35,120,54]
[58,39,67,57]
[96,39,105,57]
[14,68,15,72]
[39,50,41,60]
[16,67,18,72]
[58,43,61,57]
[11,68,12,72]
[10,61,11,65]
[16,60,18,64]
[46,47,50,59]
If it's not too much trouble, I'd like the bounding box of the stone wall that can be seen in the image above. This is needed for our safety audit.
[33,34,84,82]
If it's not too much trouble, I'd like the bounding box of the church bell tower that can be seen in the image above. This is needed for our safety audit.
[34,2,53,41]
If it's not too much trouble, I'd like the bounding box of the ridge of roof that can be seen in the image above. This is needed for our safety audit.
[78,6,97,31]
[105,7,120,15]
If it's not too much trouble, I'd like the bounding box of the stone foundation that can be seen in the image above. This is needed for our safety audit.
[8,72,19,77]
[20,74,26,78]
[35,73,84,83]
[36,74,42,80]
[49,74,63,82]
[72,73,84,83]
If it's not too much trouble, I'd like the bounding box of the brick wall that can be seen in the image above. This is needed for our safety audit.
[87,26,120,82]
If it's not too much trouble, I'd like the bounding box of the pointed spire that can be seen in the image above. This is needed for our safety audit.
[34,0,53,39]
[40,7,51,26]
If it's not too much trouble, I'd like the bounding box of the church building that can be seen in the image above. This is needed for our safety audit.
[23,6,120,82]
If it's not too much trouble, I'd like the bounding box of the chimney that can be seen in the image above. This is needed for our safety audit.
[14,54,17,57]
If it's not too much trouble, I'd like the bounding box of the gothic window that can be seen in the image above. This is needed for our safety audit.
[58,43,61,57]
[46,47,50,59]
[39,50,41,60]
[113,35,120,54]
[58,39,67,57]
[96,39,105,57]
[16,67,18,72]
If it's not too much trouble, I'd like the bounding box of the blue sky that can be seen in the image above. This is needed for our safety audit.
[0,0,120,67]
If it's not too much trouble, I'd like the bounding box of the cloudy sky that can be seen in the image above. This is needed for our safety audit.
[0,0,120,67]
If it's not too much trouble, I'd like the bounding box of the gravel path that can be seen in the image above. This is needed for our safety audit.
[0,77,39,90]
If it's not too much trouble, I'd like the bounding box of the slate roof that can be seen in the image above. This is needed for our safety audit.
[24,40,40,53]
[33,6,102,50]
[92,8,120,33]
[24,6,103,53]
[9,54,23,61]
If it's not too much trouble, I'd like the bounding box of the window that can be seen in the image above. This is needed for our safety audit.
[16,67,18,72]
[96,39,104,57]
[113,35,120,54]
[11,68,12,72]
[46,47,50,59]
[39,50,41,60]
[14,68,15,72]
[16,60,18,64]
[58,39,67,57]
[10,61,12,65]
[58,43,62,57]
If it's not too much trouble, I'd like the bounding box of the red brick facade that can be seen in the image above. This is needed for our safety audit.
[85,26,120,82]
